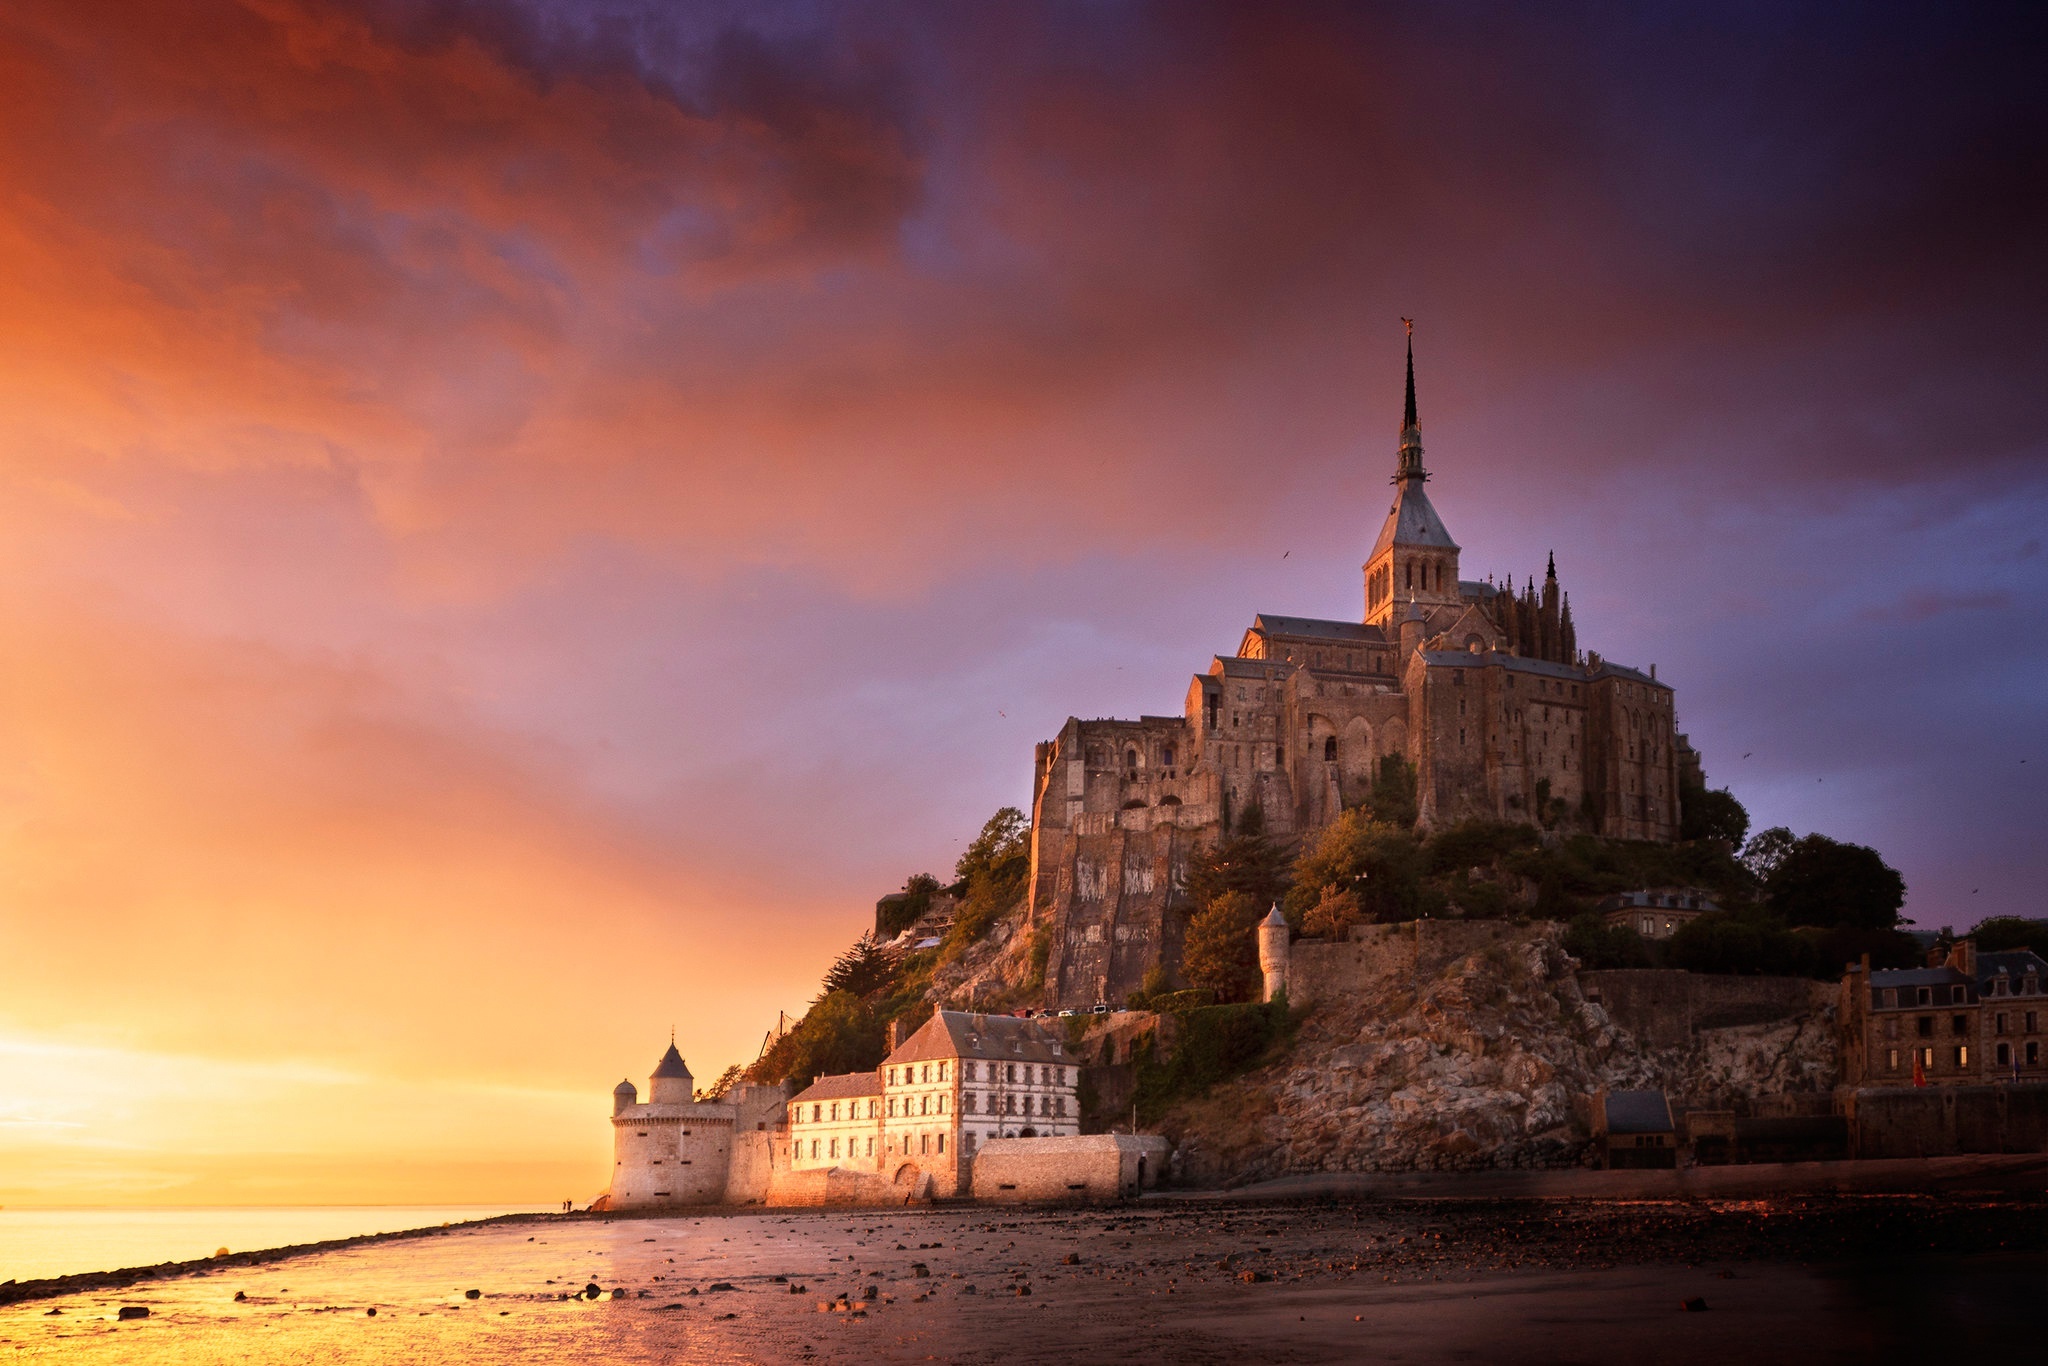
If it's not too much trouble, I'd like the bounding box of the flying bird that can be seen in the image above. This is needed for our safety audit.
[1743,752,1753,759]
[1283,551,1290,559]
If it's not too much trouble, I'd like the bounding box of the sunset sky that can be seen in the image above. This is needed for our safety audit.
[1,1,2043,1206]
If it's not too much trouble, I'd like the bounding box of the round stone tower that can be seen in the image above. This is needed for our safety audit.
[649,1042,694,1105]
[613,1078,638,1116]
[1257,905,1290,1003]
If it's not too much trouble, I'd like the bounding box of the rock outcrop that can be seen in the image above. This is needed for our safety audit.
[1165,923,1837,1184]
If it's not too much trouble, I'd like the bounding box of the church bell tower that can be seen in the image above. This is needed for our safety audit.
[1364,322,1461,628]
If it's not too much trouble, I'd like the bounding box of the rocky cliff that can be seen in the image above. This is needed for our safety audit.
[1162,922,1837,1184]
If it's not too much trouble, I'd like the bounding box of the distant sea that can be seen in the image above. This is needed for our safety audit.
[0,1205,550,1284]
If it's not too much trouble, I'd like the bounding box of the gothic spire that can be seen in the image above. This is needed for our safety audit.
[1395,318,1426,483]
[1403,319,1418,429]
[1546,550,1556,581]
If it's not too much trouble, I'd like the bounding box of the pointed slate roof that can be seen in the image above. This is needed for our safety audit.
[650,1043,693,1080]
[1369,327,1458,559]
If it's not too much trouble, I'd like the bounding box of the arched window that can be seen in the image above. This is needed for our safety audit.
[1324,736,1338,761]
[1125,748,1138,771]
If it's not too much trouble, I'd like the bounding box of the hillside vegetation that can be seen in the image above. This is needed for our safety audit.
[745,777,1927,1091]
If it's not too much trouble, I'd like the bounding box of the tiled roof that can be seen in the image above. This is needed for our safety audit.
[790,1071,881,1104]
[1603,1090,1674,1135]
[1593,661,1670,690]
[1977,950,2048,980]
[1250,615,1385,643]
[889,1011,1069,1067]
[1212,655,1289,679]
[1368,481,1459,559]
[1417,651,1585,682]
[1869,967,1971,988]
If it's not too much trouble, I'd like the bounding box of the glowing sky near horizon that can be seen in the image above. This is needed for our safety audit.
[1,0,2044,1205]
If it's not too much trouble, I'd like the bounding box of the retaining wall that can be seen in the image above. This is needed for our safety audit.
[971,1134,1171,1202]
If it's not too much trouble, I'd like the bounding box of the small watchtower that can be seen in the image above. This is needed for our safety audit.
[649,1042,694,1105]
[1257,906,1291,1003]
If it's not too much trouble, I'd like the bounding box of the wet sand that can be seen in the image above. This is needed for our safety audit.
[2,1195,2041,1362]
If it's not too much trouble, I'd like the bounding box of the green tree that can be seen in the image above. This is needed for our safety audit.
[1741,826,1798,883]
[745,990,886,1088]
[1286,809,1422,926]
[1666,912,1823,977]
[1185,801,1291,917]
[1680,783,1751,847]
[1763,834,1907,931]
[1969,917,2048,955]
[695,1063,744,1103]
[1563,911,1653,969]
[956,807,1029,884]
[820,930,899,998]
[940,806,1035,956]
[1181,891,1266,1004]
[1301,884,1364,939]
[1363,755,1419,829]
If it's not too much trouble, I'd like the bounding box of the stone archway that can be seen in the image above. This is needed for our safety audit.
[892,1162,922,1187]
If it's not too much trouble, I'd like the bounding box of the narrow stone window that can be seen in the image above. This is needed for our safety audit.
[1324,737,1337,761]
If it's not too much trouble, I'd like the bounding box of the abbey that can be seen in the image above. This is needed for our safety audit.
[1029,334,1703,1010]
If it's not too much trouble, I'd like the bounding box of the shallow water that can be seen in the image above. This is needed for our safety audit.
[0,1206,548,1283]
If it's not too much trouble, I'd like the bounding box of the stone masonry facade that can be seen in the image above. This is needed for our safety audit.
[1030,335,1701,1010]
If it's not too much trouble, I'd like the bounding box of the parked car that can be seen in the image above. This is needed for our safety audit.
[1090,1002,1110,1015]
[1057,1009,1076,1018]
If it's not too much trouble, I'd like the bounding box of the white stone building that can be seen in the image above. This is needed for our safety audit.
[784,1010,1082,1197]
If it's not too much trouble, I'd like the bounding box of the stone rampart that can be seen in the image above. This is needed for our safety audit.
[724,1130,776,1205]
[1286,919,1529,1007]
[1846,1083,2048,1159]
[765,1165,931,1208]
[1579,970,1829,1049]
[971,1134,1170,1202]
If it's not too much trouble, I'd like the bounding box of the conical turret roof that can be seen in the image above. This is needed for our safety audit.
[650,1043,692,1080]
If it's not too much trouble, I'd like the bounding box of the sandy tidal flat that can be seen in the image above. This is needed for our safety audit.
[1,1196,2041,1363]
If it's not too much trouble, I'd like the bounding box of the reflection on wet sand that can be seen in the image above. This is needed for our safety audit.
[2,1197,2041,1364]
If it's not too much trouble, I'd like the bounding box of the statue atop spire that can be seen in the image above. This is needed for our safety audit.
[1395,319,1426,483]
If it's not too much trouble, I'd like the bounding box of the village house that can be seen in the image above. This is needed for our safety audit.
[784,1010,1081,1198]
[1598,888,1719,941]
[1840,939,2048,1086]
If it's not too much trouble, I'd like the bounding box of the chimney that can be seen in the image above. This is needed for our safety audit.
[1948,939,1977,979]
[887,1018,914,1051]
